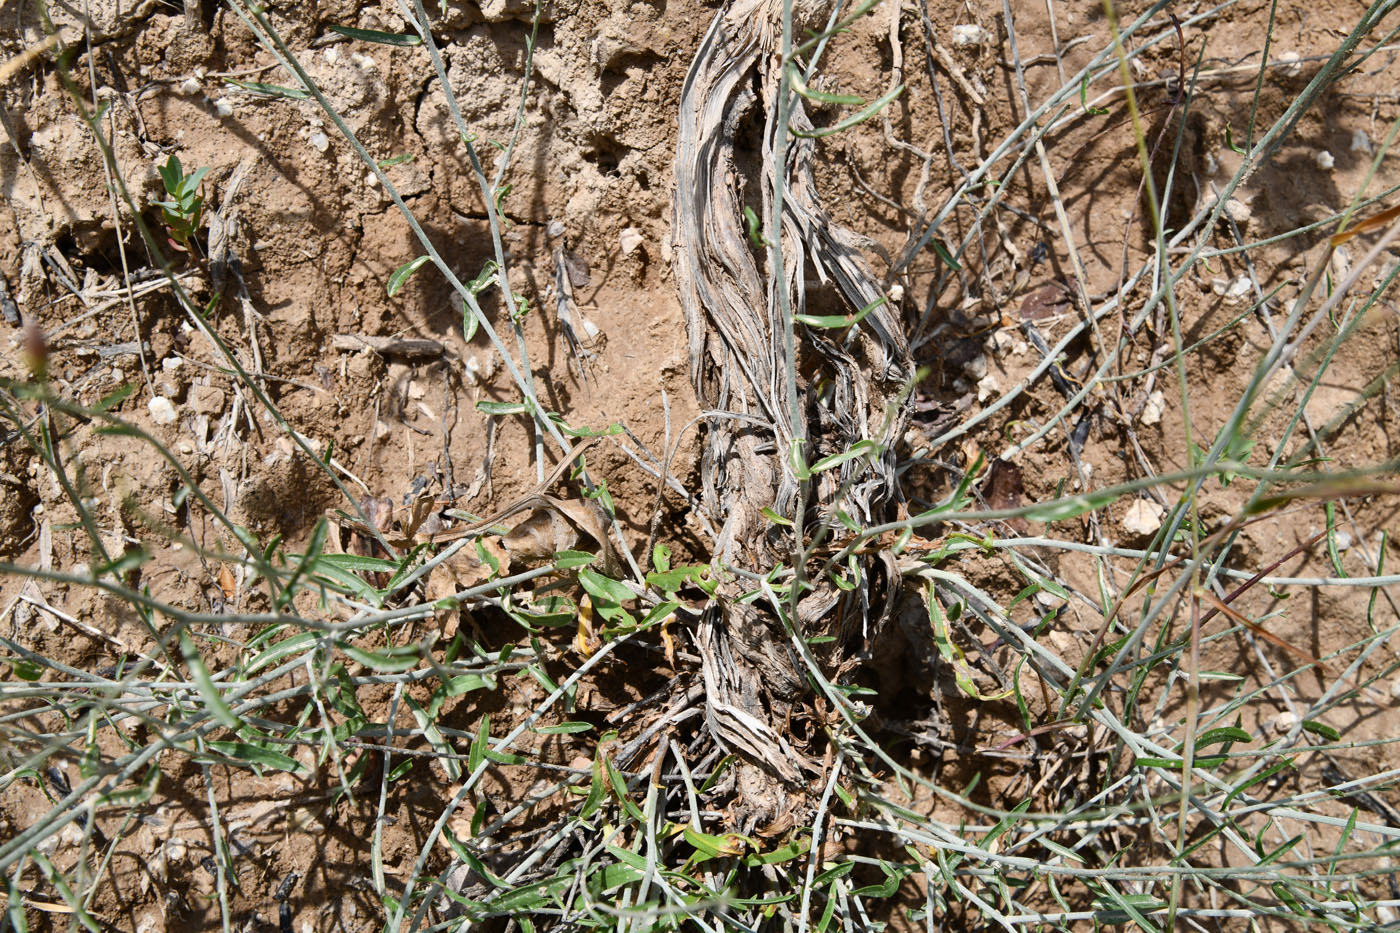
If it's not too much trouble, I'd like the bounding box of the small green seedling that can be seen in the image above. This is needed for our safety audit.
[155,154,210,253]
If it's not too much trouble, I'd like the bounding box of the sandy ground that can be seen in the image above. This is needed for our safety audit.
[2,0,1399,928]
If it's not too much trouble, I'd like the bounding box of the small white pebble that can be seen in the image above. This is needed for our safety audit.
[308,131,329,152]
[1140,390,1165,426]
[975,374,998,402]
[324,47,339,64]
[619,226,643,255]
[213,97,233,117]
[1225,275,1252,303]
[888,283,904,302]
[178,77,201,96]
[951,24,991,46]
[148,396,177,425]
[365,171,379,188]
[963,353,988,380]
[1272,711,1299,734]
[548,219,567,238]
[1121,499,1164,536]
[352,53,377,71]
[1278,50,1302,76]
[1334,531,1353,551]
[1225,198,1251,226]
[1352,129,1372,154]
[1315,150,1335,171]
[1391,676,1400,700]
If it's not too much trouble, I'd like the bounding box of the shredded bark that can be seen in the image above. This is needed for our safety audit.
[672,0,914,817]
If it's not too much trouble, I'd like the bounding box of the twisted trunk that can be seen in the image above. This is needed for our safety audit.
[672,0,914,819]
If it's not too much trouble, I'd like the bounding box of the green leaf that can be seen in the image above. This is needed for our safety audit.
[604,755,646,823]
[791,74,863,106]
[405,695,460,781]
[533,721,593,735]
[1192,726,1253,749]
[578,567,633,606]
[387,255,432,297]
[930,237,961,270]
[927,587,1011,701]
[809,439,883,474]
[1302,720,1340,742]
[850,860,913,898]
[93,383,137,412]
[469,714,490,773]
[760,506,792,526]
[317,552,401,574]
[338,640,422,672]
[552,550,595,570]
[795,295,885,329]
[1225,123,1247,154]
[476,400,530,416]
[245,631,318,675]
[6,658,43,681]
[652,542,671,573]
[789,438,811,481]
[743,206,771,248]
[180,630,241,730]
[326,24,422,45]
[206,741,306,774]
[791,83,904,138]
[744,837,810,866]
[224,78,309,99]
[1080,72,1109,115]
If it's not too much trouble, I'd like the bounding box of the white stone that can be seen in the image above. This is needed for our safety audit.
[1272,710,1299,734]
[178,77,201,96]
[619,227,643,255]
[213,97,233,117]
[951,24,991,46]
[1141,390,1165,426]
[1225,198,1251,226]
[1352,129,1372,154]
[148,396,177,425]
[1225,275,1252,303]
[1315,150,1335,171]
[1121,499,1164,536]
[1278,50,1301,76]
[975,374,999,402]
[309,131,330,153]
